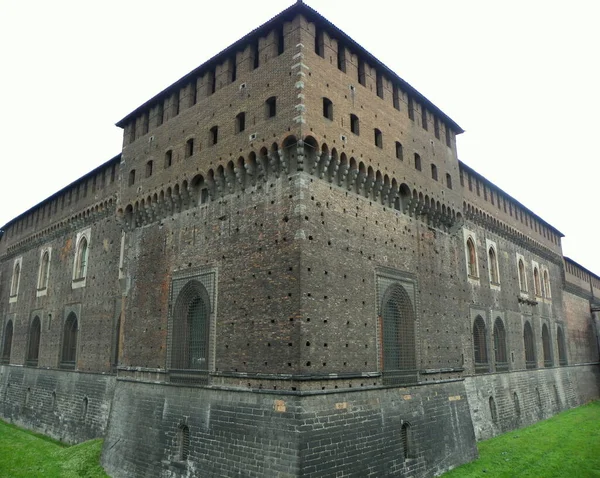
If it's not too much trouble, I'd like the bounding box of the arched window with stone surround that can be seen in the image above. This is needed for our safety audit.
[493,317,508,371]
[467,238,478,278]
[38,250,50,290]
[542,323,553,367]
[74,236,88,280]
[534,267,541,296]
[26,316,41,367]
[524,321,536,369]
[488,247,499,284]
[473,316,489,373]
[518,259,527,292]
[380,283,416,385]
[543,270,551,298]
[170,280,211,375]
[61,313,78,368]
[1,320,13,364]
[10,261,21,297]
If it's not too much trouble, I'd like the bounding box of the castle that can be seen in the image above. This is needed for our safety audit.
[1,2,599,476]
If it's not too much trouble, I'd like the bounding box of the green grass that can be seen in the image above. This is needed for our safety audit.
[0,420,109,478]
[443,401,600,477]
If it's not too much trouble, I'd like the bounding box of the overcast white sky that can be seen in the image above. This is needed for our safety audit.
[1,1,598,274]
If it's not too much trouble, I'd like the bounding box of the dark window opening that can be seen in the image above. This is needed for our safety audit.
[128,170,136,187]
[210,70,216,95]
[395,142,403,161]
[524,321,536,369]
[1,321,13,364]
[401,423,413,460]
[467,238,477,277]
[393,87,400,110]
[473,316,489,373]
[376,72,384,98]
[421,106,428,130]
[129,120,136,143]
[277,24,285,55]
[210,126,218,145]
[350,114,359,135]
[141,113,149,135]
[381,283,416,385]
[61,313,78,368]
[542,324,553,367]
[323,98,333,120]
[446,173,452,189]
[314,27,324,57]
[186,138,195,157]
[431,164,438,181]
[337,45,346,72]
[178,424,190,461]
[446,126,452,147]
[493,318,508,371]
[235,112,246,133]
[190,81,197,106]
[489,396,498,422]
[434,117,440,139]
[414,153,421,171]
[252,39,260,69]
[172,93,180,117]
[358,58,366,86]
[156,103,164,126]
[266,96,277,118]
[374,128,383,148]
[145,160,153,178]
[26,317,41,367]
[230,60,237,83]
[557,326,567,365]
[165,150,173,168]
[408,97,415,121]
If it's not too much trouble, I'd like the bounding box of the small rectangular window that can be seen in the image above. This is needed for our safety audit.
[186,138,194,157]
[393,87,400,110]
[156,103,164,127]
[323,98,333,120]
[376,72,384,99]
[421,106,428,130]
[434,117,440,139]
[446,173,452,189]
[414,153,421,171]
[337,45,346,72]
[235,112,246,133]
[350,114,359,135]
[374,128,383,148]
[408,97,415,121]
[431,164,438,181]
[395,142,403,160]
[164,150,173,168]
[210,126,218,145]
[358,58,366,86]
[445,126,452,147]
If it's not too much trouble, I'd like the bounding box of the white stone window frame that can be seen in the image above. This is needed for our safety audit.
[36,247,52,297]
[485,239,500,291]
[9,257,22,303]
[542,266,552,299]
[516,253,528,296]
[531,260,542,298]
[463,229,479,285]
[72,228,91,289]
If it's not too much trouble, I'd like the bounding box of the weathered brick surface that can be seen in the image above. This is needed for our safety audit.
[0,365,115,443]
[0,3,598,477]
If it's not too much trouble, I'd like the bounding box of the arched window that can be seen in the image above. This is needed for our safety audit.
[61,313,78,368]
[467,238,478,278]
[543,270,551,298]
[1,321,13,364]
[128,169,136,186]
[380,283,416,385]
[74,237,88,280]
[524,321,536,369]
[542,323,552,367]
[488,247,499,284]
[10,261,21,297]
[38,250,50,290]
[171,281,211,375]
[178,424,190,461]
[431,164,438,181]
[400,422,413,460]
[209,126,218,145]
[557,326,567,365]
[534,267,541,296]
[518,259,527,292]
[265,96,277,118]
[26,316,41,367]
[473,316,489,373]
[493,318,508,371]
[145,160,153,178]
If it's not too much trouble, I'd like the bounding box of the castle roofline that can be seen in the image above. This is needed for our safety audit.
[0,153,121,233]
[459,159,564,238]
[115,1,464,135]
[564,256,600,282]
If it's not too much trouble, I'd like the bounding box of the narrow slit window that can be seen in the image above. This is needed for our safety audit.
[266,96,277,118]
[431,164,438,181]
[210,126,218,145]
[186,138,195,157]
[395,142,403,161]
[374,128,383,148]
[414,153,421,171]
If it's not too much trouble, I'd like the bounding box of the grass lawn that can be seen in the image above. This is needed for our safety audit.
[0,420,109,478]
[443,400,600,477]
